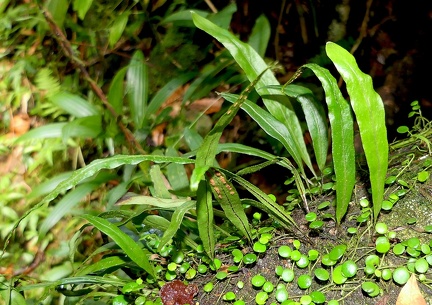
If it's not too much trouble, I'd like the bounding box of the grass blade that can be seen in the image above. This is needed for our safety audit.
[196,180,215,259]
[81,214,155,277]
[326,42,388,222]
[208,170,252,243]
[302,63,356,224]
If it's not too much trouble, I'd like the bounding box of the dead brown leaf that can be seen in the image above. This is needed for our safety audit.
[396,273,426,305]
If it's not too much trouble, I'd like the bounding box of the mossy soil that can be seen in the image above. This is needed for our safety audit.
[190,139,432,305]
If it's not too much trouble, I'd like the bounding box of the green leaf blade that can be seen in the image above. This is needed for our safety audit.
[127,50,149,128]
[325,42,388,222]
[303,63,356,224]
[196,180,215,259]
[81,214,155,277]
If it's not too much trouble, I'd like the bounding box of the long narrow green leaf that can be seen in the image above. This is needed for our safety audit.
[3,155,194,255]
[62,115,102,140]
[165,147,190,191]
[326,42,388,222]
[157,201,195,251]
[108,67,128,114]
[248,14,270,57]
[221,93,304,169]
[15,123,67,142]
[196,180,215,259]
[208,170,252,242]
[190,70,265,191]
[127,50,148,128]
[81,214,155,277]
[75,256,127,276]
[302,63,356,224]
[267,84,329,171]
[39,183,98,237]
[109,12,129,47]
[49,92,99,117]
[192,12,313,175]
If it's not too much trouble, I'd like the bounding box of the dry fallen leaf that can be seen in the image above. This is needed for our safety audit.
[396,273,426,305]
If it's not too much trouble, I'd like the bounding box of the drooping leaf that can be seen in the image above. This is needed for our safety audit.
[127,50,149,129]
[192,12,313,175]
[165,147,190,191]
[326,42,388,222]
[221,93,304,171]
[196,180,215,259]
[208,170,252,243]
[149,165,172,199]
[81,214,155,277]
[302,63,356,224]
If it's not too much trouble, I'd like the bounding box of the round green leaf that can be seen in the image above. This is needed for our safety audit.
[341,260,357,278]
[253,242,267,253]
[297,274,312,289]
[223,291,236,301]
[255,291,268,305]
[296,254,310,268]
[300,295,312,305]
[216,271,227,280]
[232,249,243,263]
[417,171,430,182]
[314,268,329,281]
[278,245,292,258]
[309,220,324,229]
[415,258,429,273]
[375,236,391,253]
[332,265,347,285]
[375,222,388,234]
[243,253,257,264]
[251,274,266,287]
[310,291,326,304]
[393,267,410,285]
[329,245,346,261]
[382,269,392,281]
[281,269,295,283]
[203,282,214,292]
[275,288,289,302]
[290,250,302,261]
[263,281,274,293]
[393,243,405,255]
[361,281,380,297]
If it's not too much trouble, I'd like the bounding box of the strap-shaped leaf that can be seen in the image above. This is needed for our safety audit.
[192,12,313,175]
[127,50,148,129]
[301,63,356,224]
[221,93,305,173]
[75,256,127,276]
[81,214,155,277]
[326,42,388,222]
[268,84,329,172]
[208,170,252,242]
[196,180,215,259]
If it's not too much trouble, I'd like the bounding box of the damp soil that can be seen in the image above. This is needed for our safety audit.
[189,136,432,305]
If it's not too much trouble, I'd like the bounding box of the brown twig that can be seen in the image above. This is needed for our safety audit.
[41,8,145,154]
